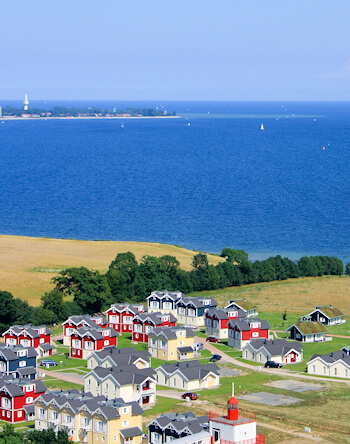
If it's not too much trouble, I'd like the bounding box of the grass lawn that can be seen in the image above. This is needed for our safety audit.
[0,420,35,430]
[42,378,83,391]
[326,317,350,336]
[38,353,87,371]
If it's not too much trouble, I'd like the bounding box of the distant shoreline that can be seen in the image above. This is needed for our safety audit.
[0,115,180,121]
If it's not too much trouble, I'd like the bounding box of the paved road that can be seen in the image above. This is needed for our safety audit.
[46,370,84,384]
[195,336,350,386]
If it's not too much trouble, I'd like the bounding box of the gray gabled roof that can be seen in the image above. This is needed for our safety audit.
[74,326,118,340]
[245,338,303,356]
[0,344,37,361]
[227,318,270,331]
[176,297,218,309]
[308,350,350,367]
[147,412,209,435]
[134,312,177,326]
[177,346,193,353]
[120,427,142,438]
[39,343,53,351]
[17,366,37,377]
[150,326,195,340]
[90,346,151,366]
[85,364,156,386]
[147,290,183,301]
[157,361,220,382]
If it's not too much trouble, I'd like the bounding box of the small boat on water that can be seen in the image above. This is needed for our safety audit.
[187,122,190,126]
[260,123,264,130]
[121,122,124,128]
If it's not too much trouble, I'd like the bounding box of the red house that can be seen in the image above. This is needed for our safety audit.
[62,314,108,346]
[70,327,118,360]
[106,303,145,333]
[0,377,46,423]
[228,318,270,350]
[205,308,246,339]
[2,325,52,355]
[132,312,177,343]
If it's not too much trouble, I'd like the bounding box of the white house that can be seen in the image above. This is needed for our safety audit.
[242,338,303,364]
[307,350,350,378]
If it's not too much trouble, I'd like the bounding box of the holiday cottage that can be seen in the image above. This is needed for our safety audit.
[0,344,37,380]
[242,338,303,364]
[3,324,52,354]
[87,346,151,370]
[70,327,118,360]
[156,360,220,390]
[305,305,346,326]
[285,321,330,343]
[147,290,184,316]
[176,296,218,327]
[85,364,157,406]
[62,314,109,346]
[205,308,246,339]
[132,312,177,343]
[307,350,350,378]
[148,326,197,361]
[106,303,145,333]
[35,390,144,444]
[227,318,270,350]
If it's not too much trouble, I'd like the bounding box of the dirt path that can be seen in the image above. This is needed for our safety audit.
[45,370,84,385]
[195,336,350,386]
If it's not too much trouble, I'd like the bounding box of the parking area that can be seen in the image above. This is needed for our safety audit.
[263,379,326,392]
[237,391,303,406]
[219,367,242,377]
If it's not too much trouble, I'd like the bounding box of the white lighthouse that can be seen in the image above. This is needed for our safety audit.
[23,94,29,111]
[209,384,265,444]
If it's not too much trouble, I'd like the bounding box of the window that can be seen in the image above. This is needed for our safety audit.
[252,332,259,338]
[150,301,159,309]
[213,321,218,329]
[151,339,156,347]
[17,410,22,418]
[178,331,184,336]
[188,309,195,317]
[104,340,109,346]
[163,302,172,310]
[334,368,337,376]
[21,340,30,347]
[313,365,315,373]
[251,323,260,329]
[2,398,10,409]
[96,435,99,441]
[19,360,26,367]
[179,341,184,346]
[72,339,81,348]
[18,350,27,357]
[259,354,262,362]
[110,315,119,323]
[85,342,94,350]
[323,367,326,375]
[145,325,153,334]
[105,383,108,394]
[40,338,45,344]
[122,420,129,427]
[124,316,132,324]
[114,436,118,442]
[173,378,176,387]
[7,411,10,418]
[26,397,33,404]
[25,385,34,392]
[102,437,105,442]
[178,307,185,315]
[160,341,167,350]
[134,324,142,333]
[245,350,248,358]
[170,352,174,357]
[345,369,348,377]
[122,407,129,414]
[87,380,91,389]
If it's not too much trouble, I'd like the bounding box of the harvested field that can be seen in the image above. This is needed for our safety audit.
[0,234,223,305]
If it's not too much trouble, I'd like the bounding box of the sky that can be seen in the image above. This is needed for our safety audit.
[0,0,349,101]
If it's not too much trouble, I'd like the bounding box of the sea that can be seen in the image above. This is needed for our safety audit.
[0,100,349,264]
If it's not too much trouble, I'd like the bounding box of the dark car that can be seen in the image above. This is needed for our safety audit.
[210,354,222,362]
[40,359,58,367]
[181,392,198,400]
[206,336,221,343]
[264,360,282,368]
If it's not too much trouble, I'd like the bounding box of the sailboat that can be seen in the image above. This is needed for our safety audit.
[260,123,264,130]
[121,122,124,128]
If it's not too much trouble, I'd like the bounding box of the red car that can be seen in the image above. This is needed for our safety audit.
[182,393,198,400]
[206,336,221,343]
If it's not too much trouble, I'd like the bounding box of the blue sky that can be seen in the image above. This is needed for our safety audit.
[0,1,349,101]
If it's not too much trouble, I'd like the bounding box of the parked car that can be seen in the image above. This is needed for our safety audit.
[181,392,198,400]
[206,336,221,343]
[40,359,58,367]
[183,324,196,330]
[210,354,222,362]
[194,342,204,351]
[264,361,282,368]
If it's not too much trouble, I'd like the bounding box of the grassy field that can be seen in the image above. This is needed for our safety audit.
[188,274,350,315]
[0,235,223,305]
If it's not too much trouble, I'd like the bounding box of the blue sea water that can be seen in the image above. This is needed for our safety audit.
[0,101,349,263]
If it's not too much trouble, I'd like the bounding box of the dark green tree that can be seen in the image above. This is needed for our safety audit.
[0,424,25,444]
[220,248,249,264]
[41,289,69,322]
[192,253,209,270]
[345,262,350,276]
[52,267,111,314]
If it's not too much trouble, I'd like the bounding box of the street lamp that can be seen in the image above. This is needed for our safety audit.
[60,360,63,372]
[53,323,56,337]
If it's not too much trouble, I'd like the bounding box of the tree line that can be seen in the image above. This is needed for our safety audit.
[0,249,348,334]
